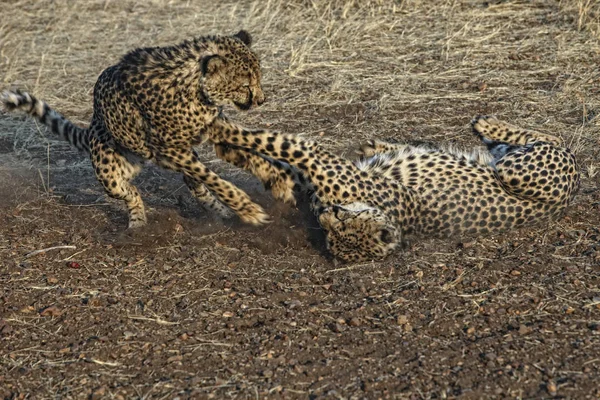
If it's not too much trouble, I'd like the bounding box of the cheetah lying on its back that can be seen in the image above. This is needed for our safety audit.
[208,116,580,262]
[1,31,272,228]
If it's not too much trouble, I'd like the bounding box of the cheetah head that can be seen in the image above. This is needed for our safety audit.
[201,30,265,111]
[318,203,399,263]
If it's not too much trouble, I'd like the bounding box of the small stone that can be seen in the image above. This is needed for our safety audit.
[40,305,62,317]
[466,327,476,335]
[107,297,118,305]
[397,315,409,325]
[179,333,189,341]
[518,324,532,335]
[66,261,80,269]
[47,276,59,284]
[547,379,557,396]
[123,331,136,340]
[167,355,183,363]
[0,319,13,336]
[510,270,521,276]
[262,369,274,378]
[222,311,234,318]
[348,317,361,327]
[91,386,106,400]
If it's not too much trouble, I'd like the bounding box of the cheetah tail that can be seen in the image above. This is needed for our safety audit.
[1,89,90,153]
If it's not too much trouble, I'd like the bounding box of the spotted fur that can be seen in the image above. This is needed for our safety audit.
[1,31,273,228]
[208,116,580,262]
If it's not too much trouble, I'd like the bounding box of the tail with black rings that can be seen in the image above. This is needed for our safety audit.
[1,89,91,153]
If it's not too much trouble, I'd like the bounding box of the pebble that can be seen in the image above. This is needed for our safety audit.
[47,276,59,284]
[518,324,532,335]
[262,369,274,378]
[547,379,557,396]
[123,331,136,340]
[40,305,62,317]
[90,386,106,400]
[167,355,183,363]
[348,317,361,327]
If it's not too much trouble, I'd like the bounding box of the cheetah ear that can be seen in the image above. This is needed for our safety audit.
[200,55,226,77]
[234,30,252,47]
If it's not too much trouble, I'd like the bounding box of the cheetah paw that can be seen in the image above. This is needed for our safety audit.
[127,218,147,229]
[471,115,501,136]
[237,202,272,226]
[269,180,296,206]
[357,140,387,158]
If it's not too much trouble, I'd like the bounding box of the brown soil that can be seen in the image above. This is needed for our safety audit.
[1,0,600,398]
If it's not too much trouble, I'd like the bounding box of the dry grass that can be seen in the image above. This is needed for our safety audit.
[1,0,600,398]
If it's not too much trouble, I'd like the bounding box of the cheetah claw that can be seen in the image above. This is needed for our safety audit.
[357,140,379,158]
[471,115,500,136]
[237,203,272,225]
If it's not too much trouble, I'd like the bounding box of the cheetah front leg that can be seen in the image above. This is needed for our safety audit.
[156,148,271,225]
[208,118,361,197]
[471,115,563,147]
[182,175,235,219]
[214,143,298,205]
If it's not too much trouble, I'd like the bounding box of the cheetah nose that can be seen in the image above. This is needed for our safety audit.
[254,90,265,106]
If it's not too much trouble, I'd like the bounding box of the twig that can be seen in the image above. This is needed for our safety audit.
[127,315,180,325]
[87,358,120,367]
[25,245,76,258]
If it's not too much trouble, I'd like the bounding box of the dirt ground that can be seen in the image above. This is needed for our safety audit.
[1,0,600,398]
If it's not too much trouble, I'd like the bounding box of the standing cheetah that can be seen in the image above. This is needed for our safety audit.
[207,116,580,262]
[1,30,271,228]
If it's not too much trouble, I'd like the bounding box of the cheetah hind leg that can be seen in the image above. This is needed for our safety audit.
[91,143,146,228]
[471,115,563,148]
[215,143,298,205]
[472,116,579,205]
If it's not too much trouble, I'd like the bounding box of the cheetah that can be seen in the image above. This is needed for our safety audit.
[207,116,580,262]
[0,30,273,228]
